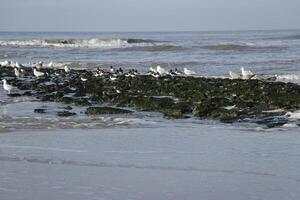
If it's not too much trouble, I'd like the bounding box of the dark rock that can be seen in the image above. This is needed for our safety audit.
[7,93,21,97]
[256,116,289,128]
[57,110,77,117]
[23,91,32,96]
[85,106,132,115]
[63,106,73,110]
[3,64,300,127]
[34,108,47,114]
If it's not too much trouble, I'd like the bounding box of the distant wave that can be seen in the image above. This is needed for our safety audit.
[114,45,184,52]
[267,34,300,40]
[0,38,161,48]
[0,51,16,58]
[203,44,253,51]
[202,42,287,51]
[283,35,300,40]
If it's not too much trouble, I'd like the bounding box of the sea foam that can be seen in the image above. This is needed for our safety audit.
[0,38,157,48]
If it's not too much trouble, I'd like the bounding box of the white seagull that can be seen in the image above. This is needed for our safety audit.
[149,67,157,73]
[48,61,54,68]
[110,76,117,81]
[2,79,15,94]
[156,65,167,75]
[110,66,115,73]
[10,61,16,68]
[229,71,241,79]
[184,68,196,76]
[0,60,10,67]
[14,67,22,77]
[81,77,88,82]
[64,65,70,73]
[241,67,254,79]
[33,61,43,70]
[33,68,45,78]
[15,62,23,69]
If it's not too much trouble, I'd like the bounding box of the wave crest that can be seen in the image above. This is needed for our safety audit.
[0,38,159,48]
[276,74,300,81]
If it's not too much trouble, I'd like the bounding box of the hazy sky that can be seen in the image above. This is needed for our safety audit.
[0,0,299,32]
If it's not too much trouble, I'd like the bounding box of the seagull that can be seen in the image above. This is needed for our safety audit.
[33,67,45,78]
[10,61,16,68]
[116,67,124,75]
[149,67,157,73]
[156,65,167,75]
[48,61,54,68]
[0,60,10,67]
[113,87,121,94]
[33,61,43,70]
[110,66,115,73]
[64,65,70,73]
[151,72,160,78]
[241,67,254,79]
[15,62,24,69]
[81,77,88,82]
[184,68,196,76]
[174,68,183,75]
[14,67,22,77]
[229,71,241,79]
[110,76,117,81]
[95,69,104,77]
[2,79,15,94]
[168,69,177,76]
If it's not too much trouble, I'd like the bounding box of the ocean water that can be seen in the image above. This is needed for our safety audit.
[1,30,300,199]
[1,30,300,79]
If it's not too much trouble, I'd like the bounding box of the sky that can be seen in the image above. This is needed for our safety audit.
[0,0,299,32]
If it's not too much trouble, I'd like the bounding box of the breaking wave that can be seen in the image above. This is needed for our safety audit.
[0,38,160,48]
[276,74,300,81]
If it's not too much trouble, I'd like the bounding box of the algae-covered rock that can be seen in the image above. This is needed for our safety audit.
[57,110,77,117]
[34,108,47,114]
[63,106,73,110]
[85,106,132,115]
[7,93,22,97]
[3,64,300,127]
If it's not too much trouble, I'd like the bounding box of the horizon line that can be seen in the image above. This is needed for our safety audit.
[0,28,299,34]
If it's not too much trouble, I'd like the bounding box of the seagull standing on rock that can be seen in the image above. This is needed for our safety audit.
[229,71,241,79]
[32,61,43,70]
[15,62,24,69]
[48,62,54,68]
[81,77,88,82]
[110,74,117,81]
[33,67,45,78]
[2,79,15,94]
[184,68,196,76]
[0,60,10,67]
[241,67,254,79]
[64,65,71,73]
[14,67,22,77]
[174,68,183,75]
[149,67,157,73]
[156,65,167,75]
[110,66,115,73]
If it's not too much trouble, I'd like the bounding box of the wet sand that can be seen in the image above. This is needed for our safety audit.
[0,126,300,200]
